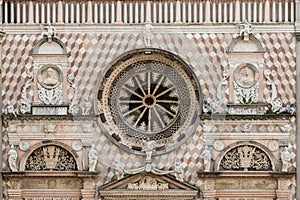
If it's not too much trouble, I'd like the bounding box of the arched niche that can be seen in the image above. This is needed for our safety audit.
[215,141,276,172]
[20,141,82,171]
[226,35,266,106]
[227,35,265,53]
[32,37,68,55]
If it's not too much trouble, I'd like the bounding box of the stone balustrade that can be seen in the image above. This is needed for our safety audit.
[1,0,298,25]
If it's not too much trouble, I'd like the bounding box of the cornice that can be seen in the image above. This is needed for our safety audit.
[1,24,296,34]
[200,114,294,120]
[2,114,98,122]
[198,171,296,178]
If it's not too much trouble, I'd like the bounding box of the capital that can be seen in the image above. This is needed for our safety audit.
[295,33,300,42]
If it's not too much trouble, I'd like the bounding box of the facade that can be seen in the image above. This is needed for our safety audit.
[1,0,300,199]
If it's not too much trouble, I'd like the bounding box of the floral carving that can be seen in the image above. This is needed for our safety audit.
[25,145,77,171]
[220,145,272,171]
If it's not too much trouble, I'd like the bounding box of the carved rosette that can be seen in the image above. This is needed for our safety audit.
[220,145,272,171]
[25,145,78,171]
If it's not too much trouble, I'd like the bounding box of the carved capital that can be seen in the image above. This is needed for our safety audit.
[296,33,300,42]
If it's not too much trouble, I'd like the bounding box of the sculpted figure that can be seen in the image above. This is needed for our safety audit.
[8,145,18,172]
[143,23,153,47]
[88,144,98,171]
[174,160,184,181]
[239,19,252,36]
[281,147,292,172]
[81,98,92,115]
[201,145,212,172]
[144,138,155,164]
[113,160,124,180]
[44,68,58,86]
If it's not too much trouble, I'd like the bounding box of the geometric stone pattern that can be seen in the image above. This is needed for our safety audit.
[1,33,296,109]
[1,31,296,199]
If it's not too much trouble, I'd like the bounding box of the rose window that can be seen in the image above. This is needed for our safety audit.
[97,49,201,155]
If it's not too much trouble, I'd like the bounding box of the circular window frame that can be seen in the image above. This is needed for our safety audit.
[97,48,202,155]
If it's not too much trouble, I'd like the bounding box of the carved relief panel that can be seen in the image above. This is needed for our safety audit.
[219,145,273,171]
[25,145,78,171]
[227,34,266,115]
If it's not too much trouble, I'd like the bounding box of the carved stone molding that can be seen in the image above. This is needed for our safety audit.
[3,172,98,200]
[5,116,96,146]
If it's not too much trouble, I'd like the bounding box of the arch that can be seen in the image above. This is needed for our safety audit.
[96,48,202,156]
[20,140,82,171]
[215,141,277,171]
[227,35,265,53]
[32,37,68,55]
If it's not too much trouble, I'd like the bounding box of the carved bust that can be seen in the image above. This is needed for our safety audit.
[38,64,62,89]
[235,64,257,88]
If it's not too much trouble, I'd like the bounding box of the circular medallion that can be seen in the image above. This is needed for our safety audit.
[213,140,225,151]
[72,141,83,151]
[19,141,30,151]
[268,140,279,152]
[97,49,201,155]
[234,63,258,88]
[38,64,62,89]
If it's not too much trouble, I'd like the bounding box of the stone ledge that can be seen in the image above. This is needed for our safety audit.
[198,171,295,178]
[2,171,99,178]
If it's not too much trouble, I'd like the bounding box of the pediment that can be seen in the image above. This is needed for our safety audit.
[99,172,198,200]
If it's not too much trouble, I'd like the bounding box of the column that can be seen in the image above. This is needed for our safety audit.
[87,1,93,24]
[145,0,151,23]
[57,0,63,23]
[296,0,300,195]
[234,0,240,23]
[205,0,211,23]
[16,1,20,23]
[28,1,34,24]
[296,0,300,23]
[264,0,271,23]
[175,0,181,23]
[116,1,123,24]
[82,1,86,23]
[0,30,5,200]
[105,2,110,24]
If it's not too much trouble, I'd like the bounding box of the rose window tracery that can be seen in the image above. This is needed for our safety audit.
[98,49,201,155]
[25,145,78,171]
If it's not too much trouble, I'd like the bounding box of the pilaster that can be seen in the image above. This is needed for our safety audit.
[295,32,300,200]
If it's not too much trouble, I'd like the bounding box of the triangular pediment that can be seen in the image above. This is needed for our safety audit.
[99,172,198,200]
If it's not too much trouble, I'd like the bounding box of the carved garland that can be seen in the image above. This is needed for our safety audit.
[220,145,272,171]
[25,145,78,171]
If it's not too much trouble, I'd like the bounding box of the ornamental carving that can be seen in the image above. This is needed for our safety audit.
[25,145,78,171]
[220,145,272,171]
[127,176,168,190]
[37,65,63,105]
